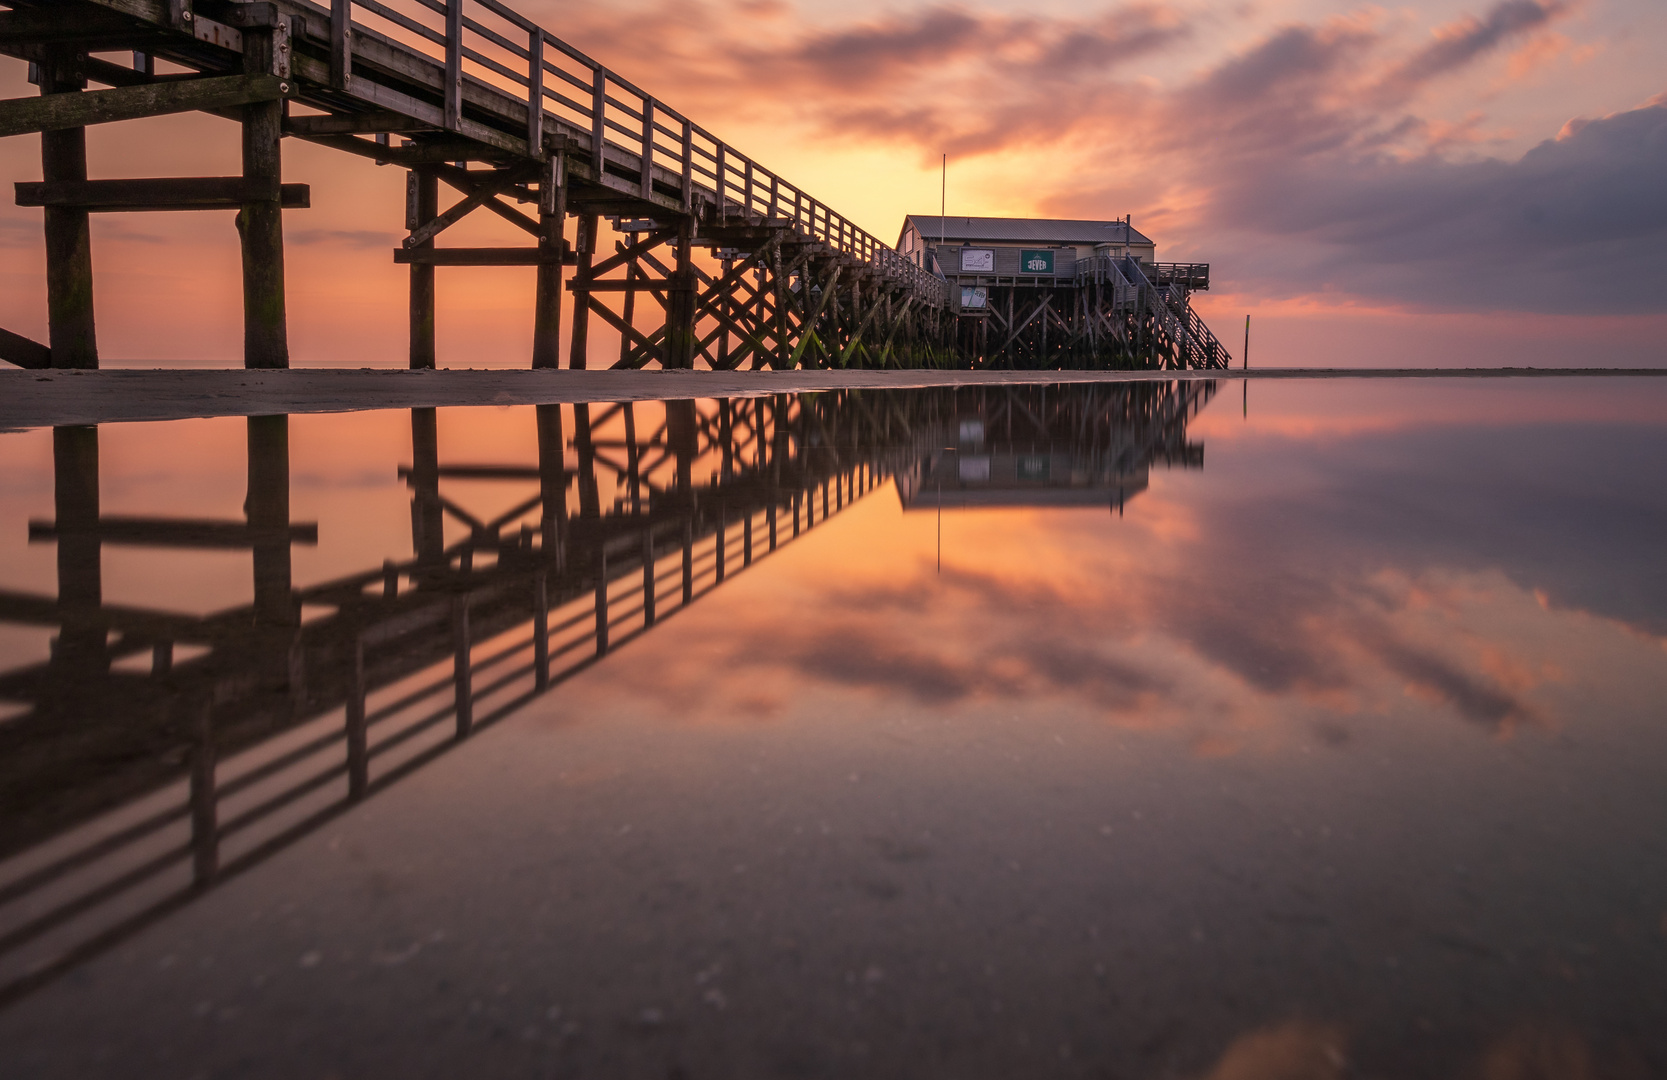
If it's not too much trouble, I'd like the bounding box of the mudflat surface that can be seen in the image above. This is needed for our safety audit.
[3,366,1663,428]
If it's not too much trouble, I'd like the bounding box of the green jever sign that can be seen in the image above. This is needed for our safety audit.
[1020,249,1055,274]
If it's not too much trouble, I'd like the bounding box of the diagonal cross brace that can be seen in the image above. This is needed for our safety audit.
[404,166,536,249]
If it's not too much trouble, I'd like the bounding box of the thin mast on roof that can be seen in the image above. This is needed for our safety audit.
[940,154,947,271]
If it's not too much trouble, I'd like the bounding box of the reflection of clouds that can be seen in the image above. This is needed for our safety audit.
[569,414,1666,749]
[1194,1019,1347,1080]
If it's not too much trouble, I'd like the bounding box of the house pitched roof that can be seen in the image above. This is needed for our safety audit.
[901,215,1153,247]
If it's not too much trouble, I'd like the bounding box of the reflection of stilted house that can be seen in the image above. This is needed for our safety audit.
[896,381,1216,512]
[898,215,1230,370]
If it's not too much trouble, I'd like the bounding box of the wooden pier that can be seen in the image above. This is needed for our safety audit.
[0,0,1225,372]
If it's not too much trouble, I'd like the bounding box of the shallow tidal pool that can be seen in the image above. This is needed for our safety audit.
[0,377,1664,1078]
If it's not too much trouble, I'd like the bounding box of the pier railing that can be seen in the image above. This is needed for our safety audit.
[321,0,944,304]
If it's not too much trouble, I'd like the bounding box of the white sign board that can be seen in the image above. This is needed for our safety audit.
[959,248,995,273]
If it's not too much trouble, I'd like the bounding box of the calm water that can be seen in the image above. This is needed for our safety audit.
[0,379,1664,1079]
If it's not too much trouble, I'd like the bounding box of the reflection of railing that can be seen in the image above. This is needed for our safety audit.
[0,439,891,1009]
[0,382,1218,1006]
[318,0,944,305]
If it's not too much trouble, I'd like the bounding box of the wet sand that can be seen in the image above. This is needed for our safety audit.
[3,366,1663,429]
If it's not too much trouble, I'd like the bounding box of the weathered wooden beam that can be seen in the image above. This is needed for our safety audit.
[0,326,52,370]
[0,74,291,138]
[568,278,684,292]
[282,111,431,135]
[28,516,319,548]
[16,178,309,211]
[394,247,567,266]
[0,6,147,48]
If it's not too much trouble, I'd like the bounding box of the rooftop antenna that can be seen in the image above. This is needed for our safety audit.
[940,154,947,268]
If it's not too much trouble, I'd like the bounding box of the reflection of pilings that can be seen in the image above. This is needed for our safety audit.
[187,695,217,886]
[666,399,697,493]
[51,426,102,673]
[0,389,1044,1012]
[247,416,294,627]
[410,408,445,571]
[573,403,600,518]
[536,404,568,569]
[246,415,299,702]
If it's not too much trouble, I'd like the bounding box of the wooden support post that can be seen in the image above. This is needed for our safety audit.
[238,25,290,368]
[39,49,96,369]
[795,489,803,534]
[346,631,368,797]
[742,512,752,567]
[767,503,776,550]
[664,218,696,368]
[532,153,565,368]
[452,593,472,736]
[568,213,597,368]
[407,168,438,367]
[617,258,636,368]
[641,528,655,626]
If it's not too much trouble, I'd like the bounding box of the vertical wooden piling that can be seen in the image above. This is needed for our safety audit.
[568,213,597,368]
[238,24,289,368]
[408,168,438,368]
[665,219,696,368]
[39,49,96,369]
[532,153,566,368]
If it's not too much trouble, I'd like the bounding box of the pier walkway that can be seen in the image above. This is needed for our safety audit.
[0,0,1222,372]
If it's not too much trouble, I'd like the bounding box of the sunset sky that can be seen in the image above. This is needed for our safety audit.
[1,0,1663,366]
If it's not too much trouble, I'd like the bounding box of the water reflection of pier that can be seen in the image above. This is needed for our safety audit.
[0,382,1213,1006]
[898,380,1214,510]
